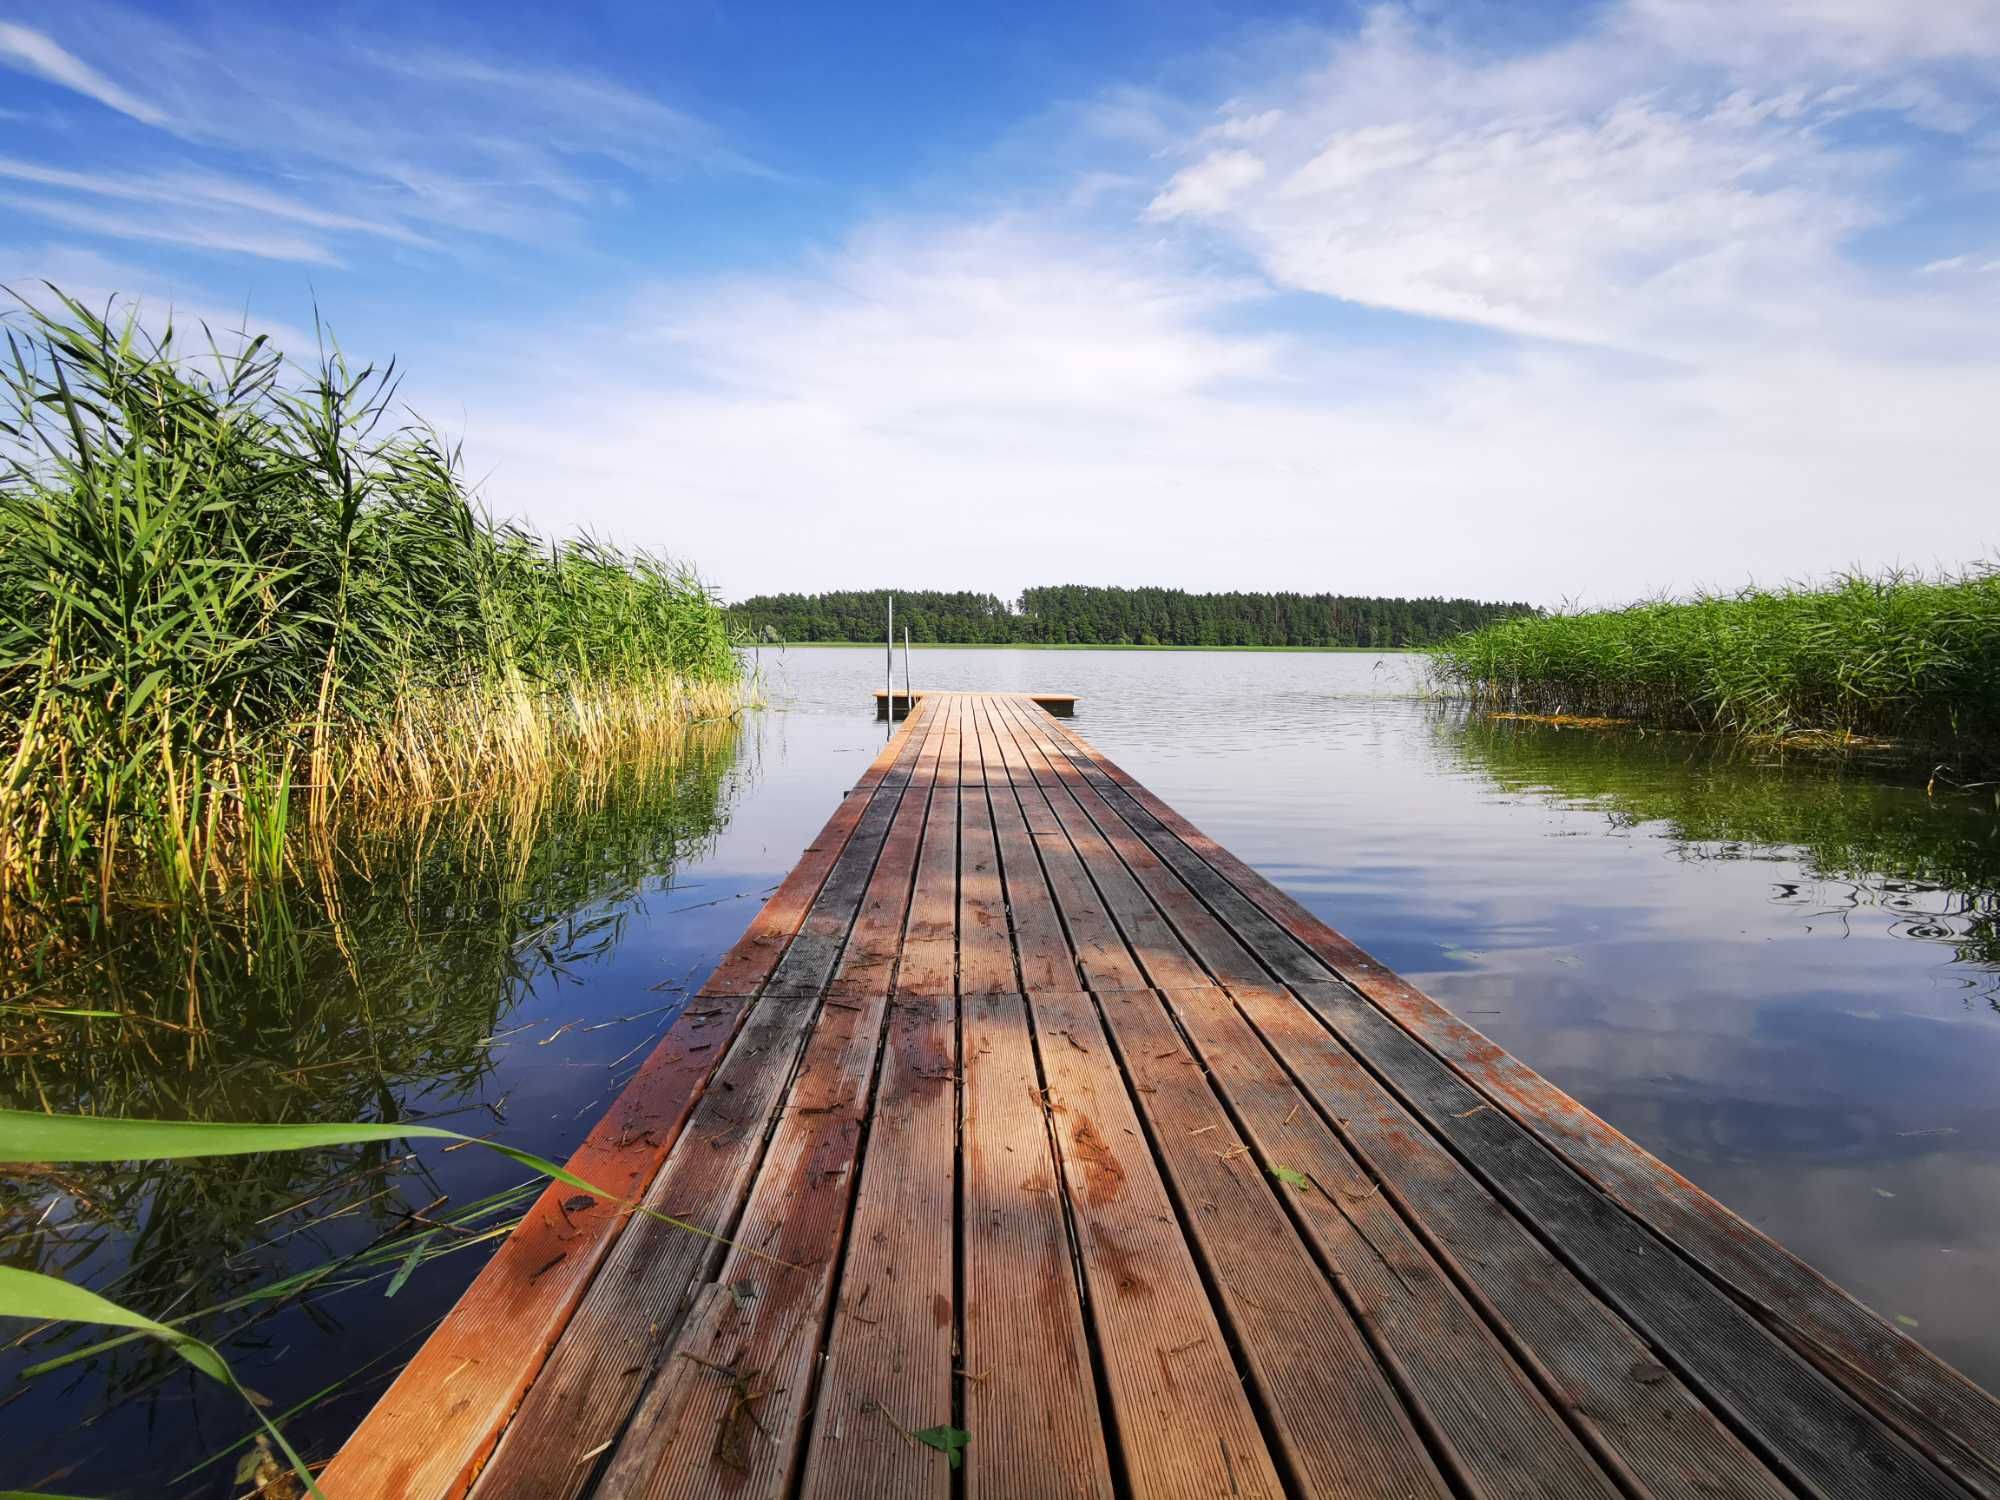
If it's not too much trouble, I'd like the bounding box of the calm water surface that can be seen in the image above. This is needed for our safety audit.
[6,646,1998,1494]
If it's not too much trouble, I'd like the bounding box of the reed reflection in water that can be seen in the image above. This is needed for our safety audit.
[1,718,747,1493]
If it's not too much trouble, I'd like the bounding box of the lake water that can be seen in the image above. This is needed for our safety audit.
[6,645,1998,1494]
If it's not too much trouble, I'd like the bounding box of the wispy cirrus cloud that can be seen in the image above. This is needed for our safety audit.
[0,19,169,127]
[0,6,767,264]
[0,158,440,249]
[1137,3,1987,354]
[4,0,1996,603]
[0,241,317,351]
[0,194,342,266]
[444,0,2000,603]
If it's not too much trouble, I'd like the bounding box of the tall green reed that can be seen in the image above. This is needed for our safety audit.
[0,286,742,967]
[1427,568,2000,752]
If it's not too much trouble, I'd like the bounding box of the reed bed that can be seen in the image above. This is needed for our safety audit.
[0,287,743,967]
[1428,568,2000,753]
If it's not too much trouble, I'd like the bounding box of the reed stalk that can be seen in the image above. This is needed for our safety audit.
[0,287,745,969]
[1428,567,2000,753]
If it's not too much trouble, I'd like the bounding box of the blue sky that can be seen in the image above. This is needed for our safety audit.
[2,0,1997,603]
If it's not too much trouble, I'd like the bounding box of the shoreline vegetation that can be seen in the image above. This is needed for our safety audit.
[1428,568,2000,758]
[0,289,743,973]
[731,585,1533,648]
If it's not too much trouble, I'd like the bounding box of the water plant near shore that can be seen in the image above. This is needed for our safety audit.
[2,720,744,1493]
[1428,567,2000,753]
[0,287,742,968]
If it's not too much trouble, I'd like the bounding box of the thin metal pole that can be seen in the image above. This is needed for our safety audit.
[903,625,912,715]
[886,595,894,719]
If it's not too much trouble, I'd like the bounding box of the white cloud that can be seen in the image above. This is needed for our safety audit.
[1147,149,1269,221]
[1139,9,1916,352]
[0,20,168,127]
[1625,0,2000,73]
[11,0,1999,606]
[0,7,761,256]
[0,241,317,351]
[429,0,1999,604]
[0,193,341,265]
[0,157,440,248]
[446,209,2000,606]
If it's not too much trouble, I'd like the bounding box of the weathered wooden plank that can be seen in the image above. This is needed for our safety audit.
[1025,987,1286,1499]
[343,696,2000,1500]
[1011,705,1789,1495]
[1037,709,2000,1491]
[971,698,1077,992]
[1286,978,1964,1499]
[998,703,1210,992]
[959,699,1018,994]
[1223,980,1792,1498]
[704,707,933,997]
[984,703,1144,992]
[595,973,897,1497]
[898,696,961,996]
[469,707,943,1500]
[1009,704,1329,996]
[826,708,951,1001]
[1151,985,1625,1499]
[993,697,1270,990]
[795,701,958,1496]
[960,991,1114,1500]
[1086,986,1451,1497]
[798,987,958,1500]
[321,712,930,1500]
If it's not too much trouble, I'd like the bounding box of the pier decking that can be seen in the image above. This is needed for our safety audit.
[326,693,2000,1499]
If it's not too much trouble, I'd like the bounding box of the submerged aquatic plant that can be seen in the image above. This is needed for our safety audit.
[0,1103,774,1498]
[1,721,745,1493]
[0,286,743,967]
[1428,567,2000,753]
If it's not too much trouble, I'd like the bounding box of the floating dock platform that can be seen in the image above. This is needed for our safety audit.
[327,692,2000,1499]
[877,687,1075,717]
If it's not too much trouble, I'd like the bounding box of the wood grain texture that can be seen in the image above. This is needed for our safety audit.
[469,704,944,1499]
[958,699,1018,994]
[1026,987,1286,1499]
[826,706,951,1001]
[337,696,2000,1500]
[796,701,960,1499]
[320,713,928,1500]
[596,966,894,1498]
[960,991,1114,1500]
[1033,706,2000,1493]
[994,697,1270,991]
[1152,985,1624,1500]
[1224,980,1790,1500]
[987,708,1144,992]
[1286,977,1962,1499]
[898,695,960,996]
[997,701,1208,991]
[1087,986,1450,1497]
[972,698,1077,991]
[797,989,957,1500]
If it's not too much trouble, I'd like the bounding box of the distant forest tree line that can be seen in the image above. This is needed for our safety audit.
[729,586,1540,648]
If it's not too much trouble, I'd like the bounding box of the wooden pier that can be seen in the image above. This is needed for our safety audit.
[877,687,1076,717]
[326,692,2000,1499]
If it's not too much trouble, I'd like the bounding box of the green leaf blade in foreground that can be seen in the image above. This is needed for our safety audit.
[0,1267,323,1498]
[0,1110,456,1164]
[0,1105,765,1500]
[0,1266,227,1382]
[0,1108,742,1257]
